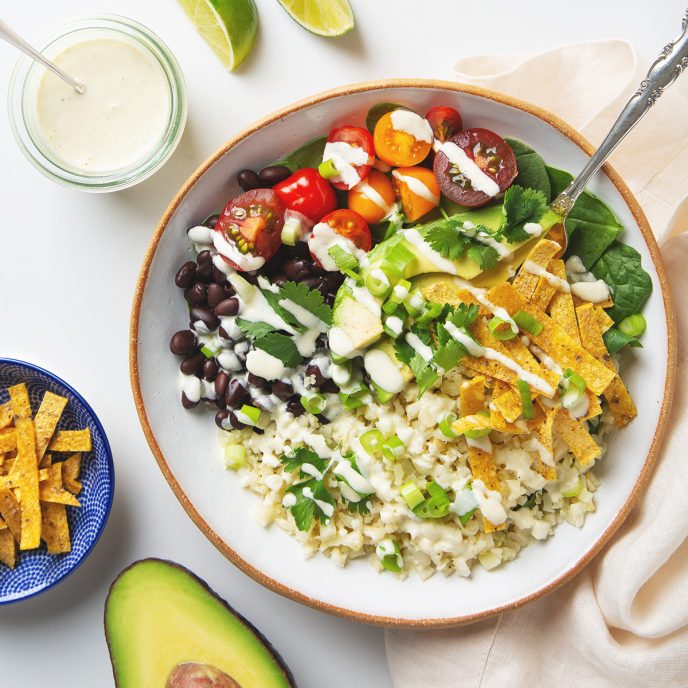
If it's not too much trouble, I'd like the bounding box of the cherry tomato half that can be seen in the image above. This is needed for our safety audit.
[308,209,371,269]
[392,167,440,222]
[348,170,396,224]
[425,106,463,142]
[373,110,433,167]
[433,128,517,208]
[273,168,338,223]
[214,189,284,271]
[323,126,375,191]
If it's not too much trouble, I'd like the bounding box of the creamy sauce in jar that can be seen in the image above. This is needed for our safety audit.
[35,38,170,173]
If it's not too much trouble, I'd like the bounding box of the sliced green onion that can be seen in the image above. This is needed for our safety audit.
[382,435,405,461]
[522,492,538,509]
[560,369,587,409]
[338,384,371,410]
[618,313,646,338]
[413,482,451,519]
[379,541,403,572]
[561,475,584,498]
[371,381,396,404]
[463,410,491,439]
[438,412,458,439]
[388,278,412,304]
[360,429,384,456]
[489,316,518,341]
[459,508,476,525]
[517,379,534,420]
[379,242,414,277]
[382,299,404,316]
[300,393,326,415]
[280,216,303,246]
[318,158,339,179]
[365,271,391,298]
[200,345,218,359]
[514,310,543,336]
[239,404,261,425]
[416,302,443,326]
[403,290,426,317]
[383,315,404,339]
[328,244,360,280]
[400,482,424,510]
[224,444,247,470]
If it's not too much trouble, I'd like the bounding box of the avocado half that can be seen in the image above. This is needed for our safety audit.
[104,559,295,688]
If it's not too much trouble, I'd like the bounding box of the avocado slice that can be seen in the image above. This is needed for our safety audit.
[331,281,383,352]
[105,559,294,688]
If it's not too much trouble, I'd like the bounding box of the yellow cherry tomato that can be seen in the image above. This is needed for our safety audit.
[392,167,440,221]
[373,111,433,167]
[347,169,396,224]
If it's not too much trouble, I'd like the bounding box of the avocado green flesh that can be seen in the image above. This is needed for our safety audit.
[105,560,293,688]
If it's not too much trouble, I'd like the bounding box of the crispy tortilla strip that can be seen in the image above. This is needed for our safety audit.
[513,239,562,300]
[62,453,82,495]
[487,283,615,395]
[530,258,566,311]
[33,391,68,460]
[452,412,529,436]
[41,503,71,554]
[0,468,49,490]
[573,293,614,310]
[0,428,17,453]
[576,303,614,369]
[0,529,16,568]
[492,387,523,423]
[8,383,31,419]
[47,429,91,452]
[0,516,5,531]
[533,458,557,481]
[0,488,22,543]
[547,261,581,344]
[581,391,603,421]
[460,376,486,416]
[40,463,80,507]
[532,407,557,480]
[595,306,615,334]
[553,408,601,467]
[0,402,12,430]
[420,280,465,308]
[603,376,638,428]
[16,418,41,550]
[467,447,506,532]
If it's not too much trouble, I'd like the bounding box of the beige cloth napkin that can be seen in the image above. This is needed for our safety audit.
[386,41,688,688]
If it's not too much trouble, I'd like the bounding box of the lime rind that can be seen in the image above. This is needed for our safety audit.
[276,0,355,37]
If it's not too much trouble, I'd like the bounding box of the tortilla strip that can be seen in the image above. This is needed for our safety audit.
[595,306,615,334]
[466,446,506,532]
[532,407,557,480]
[573,294,614,310]
[47,429,91,452]
[547,261,581,344]
[62,453,83,495]
[530,258,567,311]
[603,376,638,428]
[8,383,32,419]
[486,283,615,395]
[460,376,486,416]
[0,488,22,543]
[0,402,12,430]
[41,503,71,554]
[453,412,529,436]
[576,303,614,369]
[0,468,49,490]
[553,408,601,467]
[33,391,68,459]
[0,529,16,568]
[513,239,562,300]
[40,463,80,507]
[492,386,523,423]
[581,391,603,421]
[0,428,17,453]
[16,418,41,550]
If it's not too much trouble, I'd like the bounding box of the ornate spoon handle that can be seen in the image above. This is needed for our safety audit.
[551,9,688,216]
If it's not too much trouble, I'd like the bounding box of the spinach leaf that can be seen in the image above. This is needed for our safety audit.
[545,166,624,268]
[505,138,552,201]
[365,102,410,132]
[271,136,327,173]
[591,242,653,323]
[602,327,643,354]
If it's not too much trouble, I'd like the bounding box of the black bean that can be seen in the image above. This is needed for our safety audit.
[175,261,197,288]
[325,293,336,306]
[212,267,228,284]
[242,272,259,286]
[181,392,198,409]
[293,242,311,259]
[321,379,338,394]
[259,165,291,187]
[196,250,214,278]
[185,283,208,306]
[273,274,287,288]
[180,352,204,376]
[238,169,261,191]
[286,398,305,417]
[190,306,220,331]
[271,380,294,401]
[170,330,197,356]
[302,276,329,296]
[223,284,236,297]
[207,283,226,309]
[214,297,239,316]
[311,263,327,277]
[215,370,230,397]
[229,412,246,430]
[316,414,331,425]
[283,258,311,281]
[225,379,247,408]
[215,408,230,429]
[203,358,219,381]
[218,326,232,342]
[305,364,326,388]
[247,372,269,389]
[325,272,345,290]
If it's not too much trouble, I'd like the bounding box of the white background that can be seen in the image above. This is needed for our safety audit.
[0,1,683,686]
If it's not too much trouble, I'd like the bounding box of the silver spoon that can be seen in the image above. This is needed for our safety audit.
[0,17,86,94]
[548,8,688,252]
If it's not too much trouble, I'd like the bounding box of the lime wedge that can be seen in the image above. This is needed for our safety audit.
[177,0,258,71]
[276,0,354,37]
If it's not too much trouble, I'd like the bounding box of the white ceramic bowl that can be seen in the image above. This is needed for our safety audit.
[131,80,675,627]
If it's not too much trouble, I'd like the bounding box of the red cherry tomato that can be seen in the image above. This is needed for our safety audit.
[214,189,284,271]
[309,209,371,269]
[324,126,375,190]
[273,168,338,223]
[425,106,463,142]
[433,128,517,208]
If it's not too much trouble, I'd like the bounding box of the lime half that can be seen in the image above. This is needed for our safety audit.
[276,0,354,37]
[177,0,258,71]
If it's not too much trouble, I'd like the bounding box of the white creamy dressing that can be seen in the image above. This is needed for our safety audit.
[234,408,258,427]
[363,349,405,393]
[523,260,571,292]
[322,140,371,189]
[328,327,362,359]
[308,222,367,272]
[229,275,295,332]
[570,280,611,303]
[187,224,215,249]
[375,539,403,567]
[214,231,266,271]
[472,479,507,525]
[567,392,590,420]
[301,463,324,480]
[35,38,170,173]
[402,228,459,274]
[393,283,410,301]
[521,337,563,376]
[392,170,439,204]
[466,435,493,454]
[474,232,511,259]
[451,485,479,516]
[390,110,434,142]
[182,375,201,403]
[217,350,242,372]
[525,437,555,467]
[453,278,518,333]
[523,222,544,237]
[405,332,434,362]
[385,315,404,337]
[278,297,328,357]
[353,178,392,213]
[435,141,501,197]
[345,278,382,318]
[245,349,285,381]
[282,493,297,508]
[370,268,390,287]
[565,255,592,282]
[330,363,351,386]
[333,460,375,495]
[301,486,335,519]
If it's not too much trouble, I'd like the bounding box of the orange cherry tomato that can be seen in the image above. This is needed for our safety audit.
[347,170,396,224]
[392,167,440,222]
[373,111,433,167]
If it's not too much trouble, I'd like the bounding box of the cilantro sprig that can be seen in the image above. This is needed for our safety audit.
[253,333,302,369]
[278,281,332,326]
[500,185,548,244]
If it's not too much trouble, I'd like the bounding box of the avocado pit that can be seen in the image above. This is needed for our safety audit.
[166,662,241,688]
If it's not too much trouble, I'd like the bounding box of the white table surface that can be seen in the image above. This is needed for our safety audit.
[0,1,683,685]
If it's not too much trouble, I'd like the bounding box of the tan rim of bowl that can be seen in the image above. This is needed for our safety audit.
[130,78,677,628]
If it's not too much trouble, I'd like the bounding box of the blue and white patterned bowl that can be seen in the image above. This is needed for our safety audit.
[0,359,114,604]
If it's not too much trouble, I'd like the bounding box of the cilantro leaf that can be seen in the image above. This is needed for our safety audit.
[394,328,439,397]
[421,217,472,260]
[280,447,330,479]
[467,244,499,271]
[278,280,333,326]
[447,302,480,329]
[500,185,548,244]
[253,333,302,368]
[345,499,371,515]
[285,479,335,531]
[260,287,304,332]
[236,319,277,340]
[433,337,467,372]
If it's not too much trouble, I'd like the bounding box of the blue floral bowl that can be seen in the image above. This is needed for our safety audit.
[0,359,114,604]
